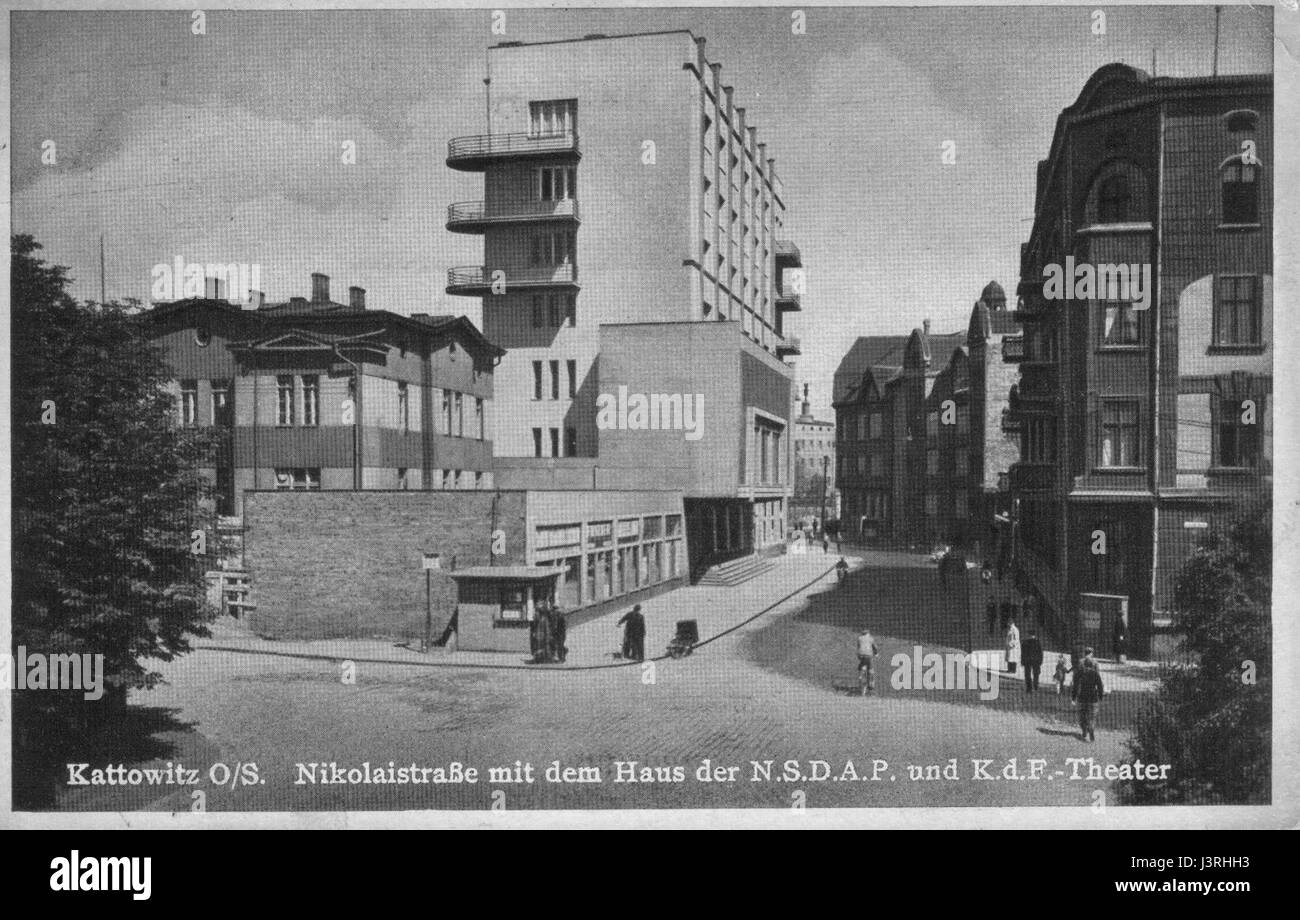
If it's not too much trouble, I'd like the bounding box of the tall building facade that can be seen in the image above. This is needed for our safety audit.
[792,383,837,522]
[833,285,1020,551]
[447,30,803,571]
[1007,65,1272,658]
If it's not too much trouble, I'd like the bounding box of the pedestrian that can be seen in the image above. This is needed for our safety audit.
[1021,629,1043,693]
[1075,656,1105,742]
[836,556,849,583]
[553,606,568,663]
[1053,655,1070,695]
[617,604,646,662]
[985,600,998,637]
[822,534,830,554]
[1112,617,1128,664]
[1069,643,1085,705]
[533,604,552,664]
[1004,618,1021,676]
[856,628,878,696]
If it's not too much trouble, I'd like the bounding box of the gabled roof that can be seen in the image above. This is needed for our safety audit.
[832,335,910,402]
[138,298,504,359]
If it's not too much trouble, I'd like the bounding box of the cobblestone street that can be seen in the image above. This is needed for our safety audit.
[59,551,1155,812]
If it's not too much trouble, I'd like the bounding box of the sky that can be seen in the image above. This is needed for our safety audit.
[11,4,1273,419]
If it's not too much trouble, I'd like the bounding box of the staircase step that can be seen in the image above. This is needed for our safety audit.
[697,554,774,586]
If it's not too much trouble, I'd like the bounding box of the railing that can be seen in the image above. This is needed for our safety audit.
[447,130,578,162]
[447,198,579,225]
[446,263,578,290]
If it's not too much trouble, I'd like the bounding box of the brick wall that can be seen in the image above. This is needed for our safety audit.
[243,490,527,639]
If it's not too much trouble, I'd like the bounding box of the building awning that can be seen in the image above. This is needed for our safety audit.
[448,566,561,582]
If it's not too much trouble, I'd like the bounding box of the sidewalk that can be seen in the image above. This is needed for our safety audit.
[196,552,842,671]
[967,647,1162,693]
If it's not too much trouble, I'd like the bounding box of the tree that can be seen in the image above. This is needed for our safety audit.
[10,234,216,807]
[1120,502,1271,805]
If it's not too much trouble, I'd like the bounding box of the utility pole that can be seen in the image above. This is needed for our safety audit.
[1212,5,1221,77]
[818,454,829,543]
[99,234,106,306]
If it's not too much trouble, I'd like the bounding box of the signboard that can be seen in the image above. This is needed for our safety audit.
[1183,520,1209,530]
[422,553,441,570]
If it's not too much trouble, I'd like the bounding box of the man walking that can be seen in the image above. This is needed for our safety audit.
[1075,654,1105,742]
[856,628,878,696]
[1021,629,1043,693]
[553,606,568,663]
[617,604,646,662]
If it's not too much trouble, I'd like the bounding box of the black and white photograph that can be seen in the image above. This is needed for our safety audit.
[2,1,1293,833]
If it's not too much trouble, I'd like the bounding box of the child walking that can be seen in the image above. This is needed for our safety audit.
[1054,655,1070,695]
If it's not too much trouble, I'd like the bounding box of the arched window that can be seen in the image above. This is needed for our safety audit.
[1098,174,1130,223]
[1221,156,1260,224]
[1085,160,1148,226]
[1224,109,1259,133]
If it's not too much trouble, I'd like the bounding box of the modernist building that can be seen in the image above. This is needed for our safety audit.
[1007,65,1272,658]
[143,273,502,514]
[832,284,1020,551]
[446,30,803,574]
[792,383,837,524]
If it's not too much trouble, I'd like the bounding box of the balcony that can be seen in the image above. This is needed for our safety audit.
[775,240,802,268]
[446,198,579,234]
[1009,462,1056,494]
[446,131,580,171]
[776,337,801,358]
[446,264,579,297]
[1002,334,1025,362]
[775,290,802,312]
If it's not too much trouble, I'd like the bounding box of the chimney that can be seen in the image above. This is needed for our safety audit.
[244,289,265,311]
[349,286,366,310]
[204,276,225,301]
[923,318,932,335]
[311,272,330,303]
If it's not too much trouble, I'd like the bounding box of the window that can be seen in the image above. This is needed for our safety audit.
[529,99,576,136]
[211,380,232,428]
[276,375,294,426]
[475,472,484,490]
[302,375,319,427]
[956,406,970,436]
[533,362,543,400]
[549,427,560,458]
[869,413,882,439]
[179,380,198,427]
[955,453,969,476]
[1100,401,1140,468]
[550,360,560,400]
[926,412,939,439]
[538,166,577,201]
[440,469,451,489]
[475,398,485,440]
[955,490,969,519]
[274,468,319,490]
[1214,276,1261,346]
[1221,160,1259,224]
[1098,173,1130,223]
[870,454,884,478]
[533,428,543,458]
[548,296,561,327]
[1089,519,1128,591]
[1100,301,1141,346]
[532,296,544,328]
[397,468,409,490]
[453,392,464,437]
[396,382,408,432]
[567,360,577,398]
[924,494,938,516]
[530,230,576,266]
[564,295,576,327]
[1024,417,1056,463]
[443,390,453,432]
[927,449,939,476]
[1215,397,1261,468]
[565,427,577,457]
